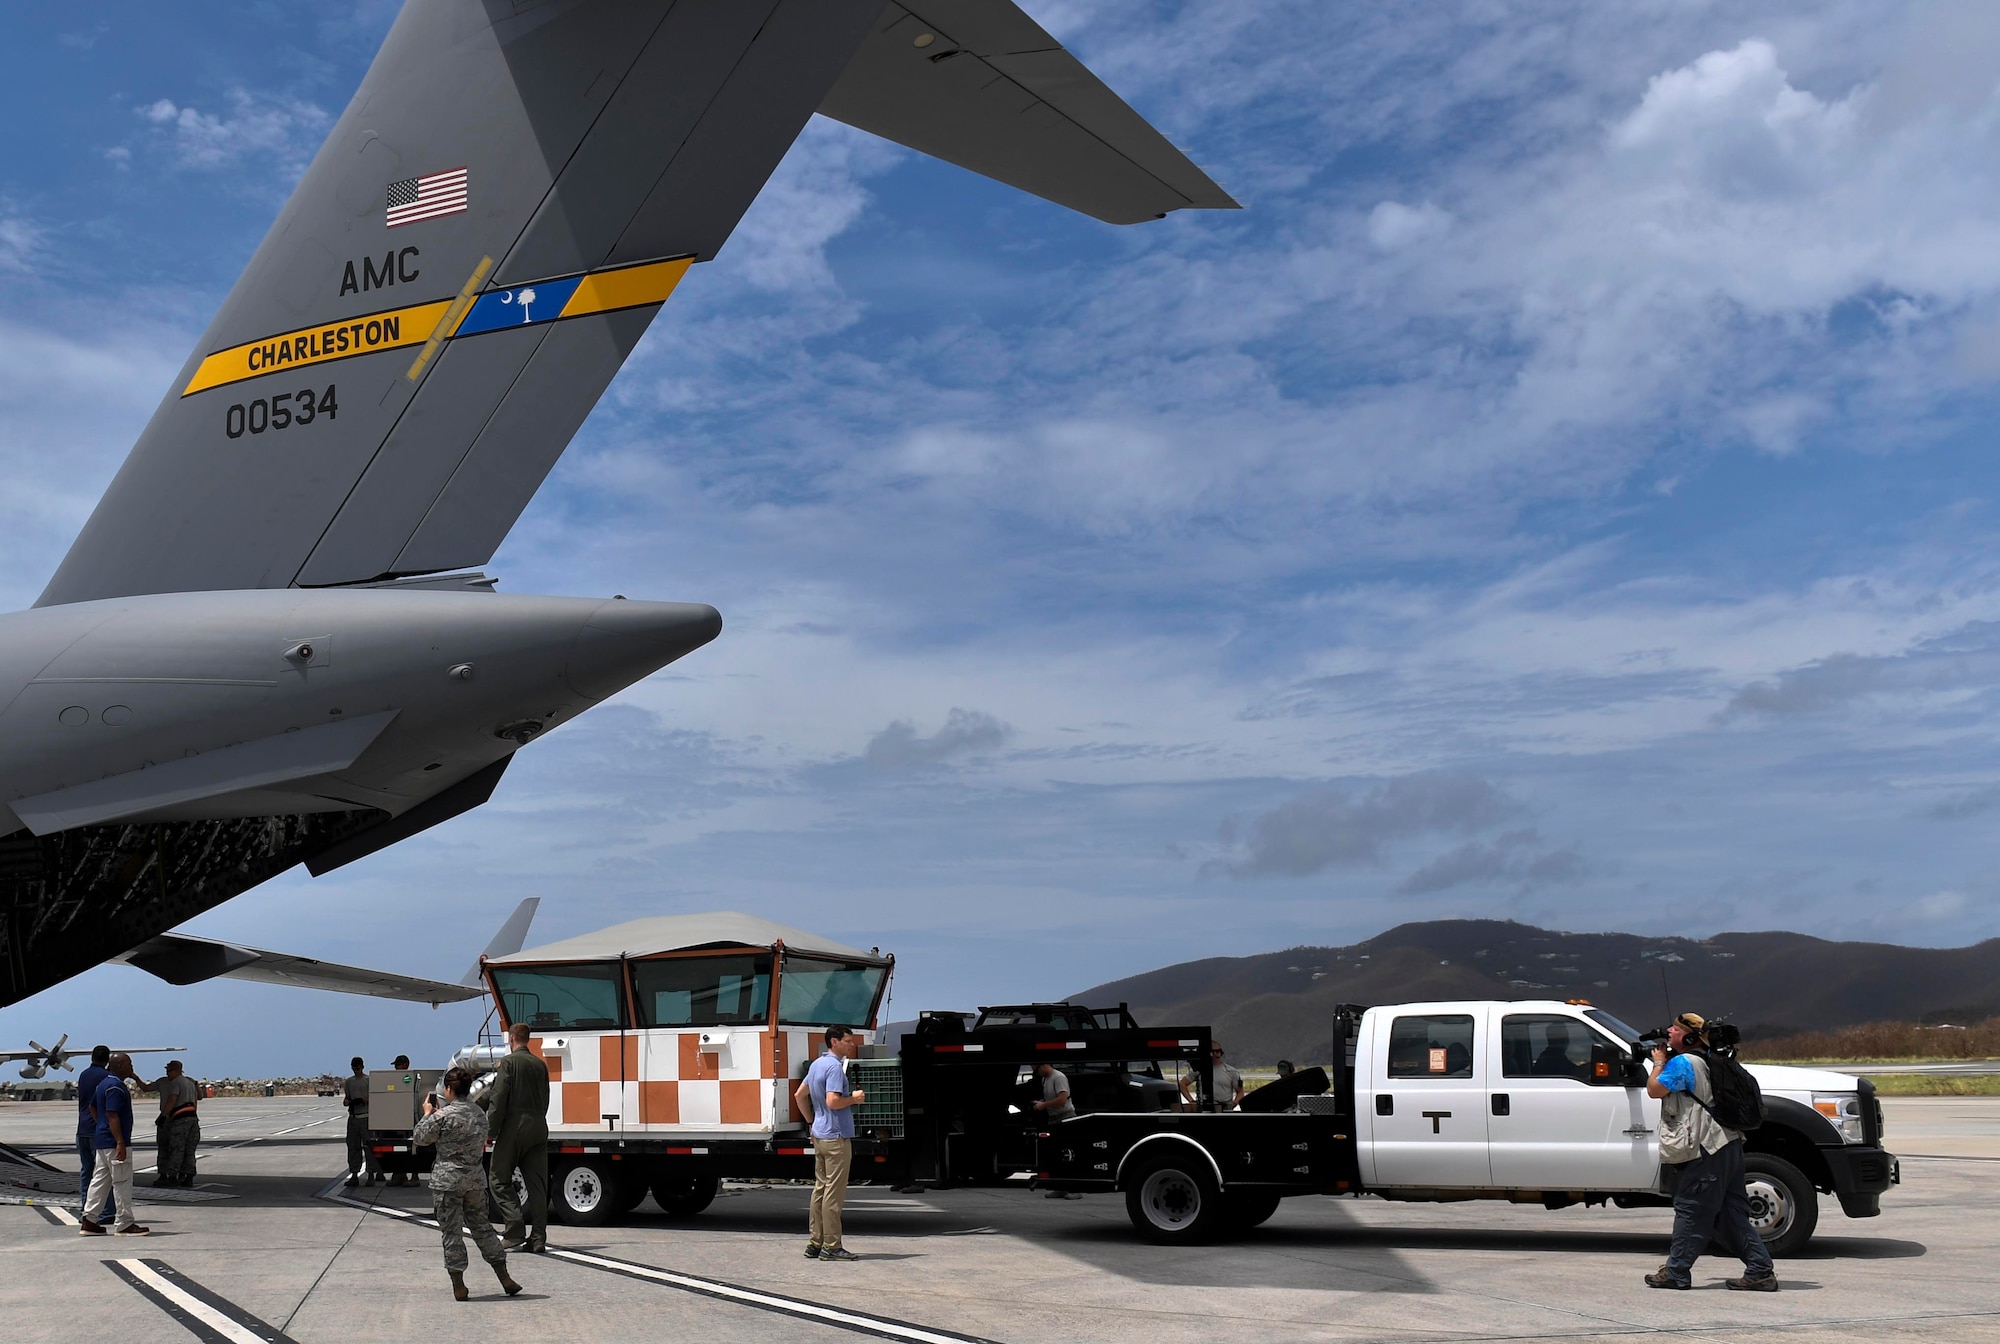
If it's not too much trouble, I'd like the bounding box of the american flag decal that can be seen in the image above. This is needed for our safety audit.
[385,168,469,228]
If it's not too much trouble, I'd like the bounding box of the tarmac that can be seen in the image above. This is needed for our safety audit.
[3,1096,1997,1343]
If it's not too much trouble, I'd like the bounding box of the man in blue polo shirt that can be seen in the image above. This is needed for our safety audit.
[793,1026,865,1263]
[80,1052,148,1236]
[74,1045,117,1225]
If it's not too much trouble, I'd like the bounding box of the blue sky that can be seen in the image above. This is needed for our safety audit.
[5,2,2000,1075]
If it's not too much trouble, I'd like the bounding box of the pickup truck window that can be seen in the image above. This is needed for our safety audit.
[1386,1014,1475,1079]
[1501,1014,1592,1080]
[1583,1007,1644,1046]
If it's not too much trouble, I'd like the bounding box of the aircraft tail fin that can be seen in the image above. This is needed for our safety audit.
[463,897,540,986]
[818,1,1238,224]
[39,0,890,605]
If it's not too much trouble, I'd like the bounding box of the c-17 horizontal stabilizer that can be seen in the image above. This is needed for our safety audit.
[820,2,1239,224]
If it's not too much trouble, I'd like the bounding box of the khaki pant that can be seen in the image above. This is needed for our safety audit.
[84,1149,136,1230]
[809,1138,852,1250]
[434,1183,507,1273]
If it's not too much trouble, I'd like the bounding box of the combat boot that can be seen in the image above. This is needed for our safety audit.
[493,1258,523,1296]
[501,1224,529,1251]
[449,1271,469,1302]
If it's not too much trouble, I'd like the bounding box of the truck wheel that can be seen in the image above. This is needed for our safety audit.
[1124,1152,1222,1244]
[1223,1189,1283,1231]
[552,1158,620,1227]
[615,1176,650,1214]
[650,1171,720,1219]
[1742,1154,1818,1258]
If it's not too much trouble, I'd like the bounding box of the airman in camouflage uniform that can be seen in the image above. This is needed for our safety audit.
[412,1067,523,1302]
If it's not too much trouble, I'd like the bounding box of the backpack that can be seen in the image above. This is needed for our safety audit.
[1693,1027,1765,1132]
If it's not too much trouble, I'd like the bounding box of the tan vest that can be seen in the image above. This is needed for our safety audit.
[1659,1054,1741,1164]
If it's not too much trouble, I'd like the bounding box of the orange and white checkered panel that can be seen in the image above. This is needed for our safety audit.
[531,1031,620,1132]
[539,1024,876,1137]
[623,1027,781,1132]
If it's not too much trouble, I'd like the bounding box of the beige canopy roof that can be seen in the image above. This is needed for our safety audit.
[486,911,882,966]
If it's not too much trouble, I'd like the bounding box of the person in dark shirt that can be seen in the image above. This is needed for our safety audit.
[387,1055,416,1186]
[79,1053,147,1236]
[1532,1023,1588,1079]
[74,1045,117,1224]
[343,1057,377,1186]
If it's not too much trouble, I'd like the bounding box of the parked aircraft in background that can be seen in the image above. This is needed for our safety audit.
[0,0,1235,1008]
[2,1034,181,1080]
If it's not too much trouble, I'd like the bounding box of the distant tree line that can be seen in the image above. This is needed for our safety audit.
[1745,1018,2000,1062]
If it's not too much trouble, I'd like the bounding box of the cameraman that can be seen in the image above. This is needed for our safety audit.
[1643,1012,1777,1292]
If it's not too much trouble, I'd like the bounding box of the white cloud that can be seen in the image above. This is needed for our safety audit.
[863,708,1012,773]
[132,90,330,176]
[0,215,36,274]
[1915,889,1968,921]
[1368,200,1452,252]
[0,312,190,606]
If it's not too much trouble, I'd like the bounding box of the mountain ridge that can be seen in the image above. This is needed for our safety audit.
[1070,919,2000,1066]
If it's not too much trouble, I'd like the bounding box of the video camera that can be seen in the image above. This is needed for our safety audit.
[1635,1020,1742,1057]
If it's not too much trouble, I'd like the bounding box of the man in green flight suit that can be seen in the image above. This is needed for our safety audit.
[479,1021,550,1253]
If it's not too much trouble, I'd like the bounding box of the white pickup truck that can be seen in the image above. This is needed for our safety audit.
[1036,999,1900,1252]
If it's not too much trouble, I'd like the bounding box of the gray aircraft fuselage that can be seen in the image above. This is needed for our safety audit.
[0,590,718,838]
[0,589,717,1002]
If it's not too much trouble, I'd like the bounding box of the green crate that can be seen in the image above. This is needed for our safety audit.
[847,1059,904,1139]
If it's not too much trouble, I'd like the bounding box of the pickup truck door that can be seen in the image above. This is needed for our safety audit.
[1485,1012,1658,1191]
[1364,1009,1491,1187]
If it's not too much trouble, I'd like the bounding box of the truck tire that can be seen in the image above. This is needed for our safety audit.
[650,1171,720,1219]
[1223,1189,1283,1231]
[1123,1150,1223,1244]
[615,1177,650,1214]
[552,1157,620,1227]
[1742,1153,1818,1258]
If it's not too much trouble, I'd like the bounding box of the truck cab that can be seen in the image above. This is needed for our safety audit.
[1349,1000,1894,1253]
[1360,1000,1660,1191]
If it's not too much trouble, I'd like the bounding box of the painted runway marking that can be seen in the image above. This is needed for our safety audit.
[551,1246,998,1343]
[321,1186,999,1344]
[34,1203,72,1226]
[141,1113,340,1174]
[105,1258,297,1344]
